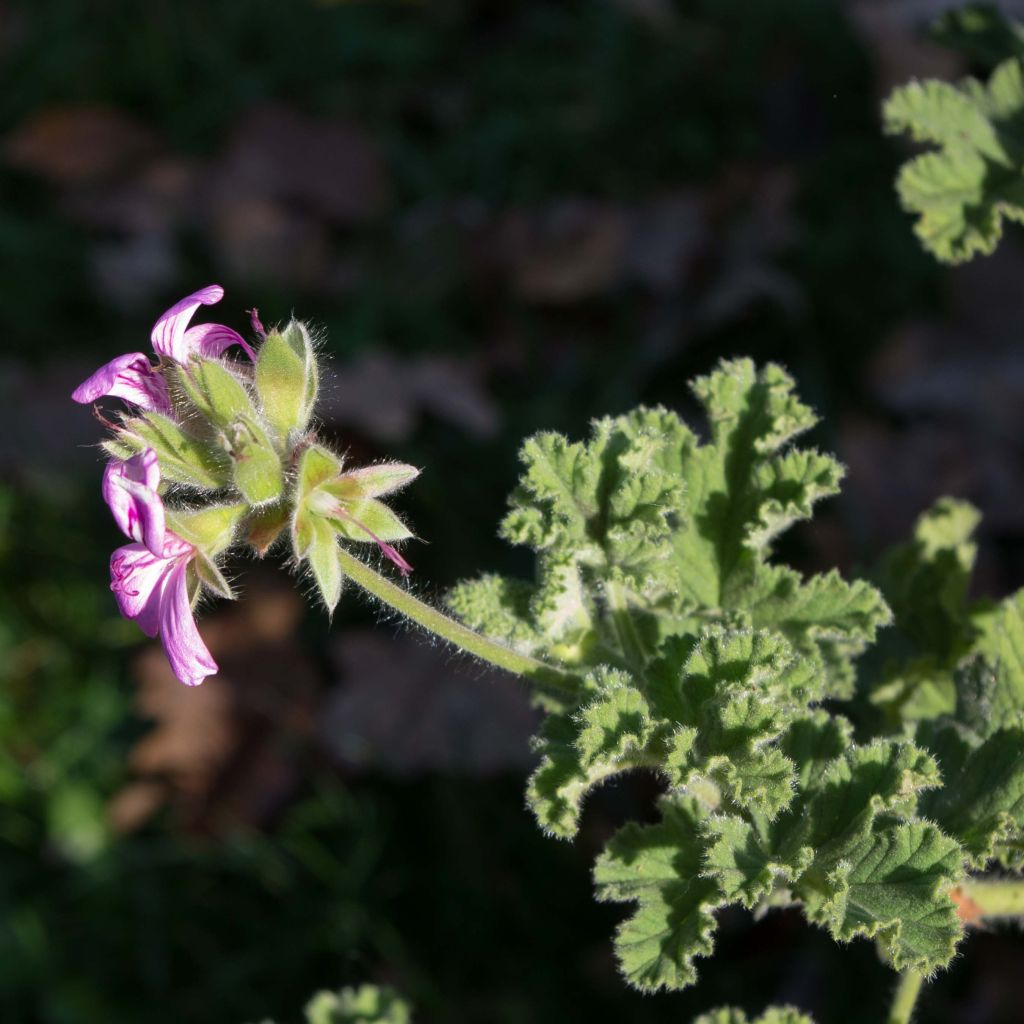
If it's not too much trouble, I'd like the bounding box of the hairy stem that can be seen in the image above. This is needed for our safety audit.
[336,548,579,696]
[959,878,1024,918]
[888,969,924,1024]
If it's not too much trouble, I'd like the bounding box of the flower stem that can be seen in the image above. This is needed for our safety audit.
[958,878,1024,918]
[336,548,580,697]
[888,969,925,1024]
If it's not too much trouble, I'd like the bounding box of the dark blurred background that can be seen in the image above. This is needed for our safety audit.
[4,1,1024,1021]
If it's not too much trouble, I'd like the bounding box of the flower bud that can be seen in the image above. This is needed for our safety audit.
[112,412,230,490]
[229,416,285,505]
[175,359,253,428]
[255,319,318,440]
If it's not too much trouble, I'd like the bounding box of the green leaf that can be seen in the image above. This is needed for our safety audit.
[884,58,1024,262]
[649,630,805,816]
[527,669,652,838]
[456,360,887,695]
[867,499,980,724]
[705,735,962,973]
[967,590,1024,735]
[304,984,410,1024]
[694,1008,817,1024]
[921,725,1024,869]
[446,574,541,652]
[800,819,962,974]
[594,795,722,993]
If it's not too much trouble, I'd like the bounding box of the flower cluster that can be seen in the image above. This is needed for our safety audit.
[74,286,419,686]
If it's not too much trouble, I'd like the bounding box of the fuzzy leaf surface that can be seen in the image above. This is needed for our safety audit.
[594,796,722,993]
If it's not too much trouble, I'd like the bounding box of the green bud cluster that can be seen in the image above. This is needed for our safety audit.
[105,319,418,612]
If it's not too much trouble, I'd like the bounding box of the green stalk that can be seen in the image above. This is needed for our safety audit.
[888,969,924,1024]
[959,878,1024,918]
[336,548,579,697]
[604,578,649,666]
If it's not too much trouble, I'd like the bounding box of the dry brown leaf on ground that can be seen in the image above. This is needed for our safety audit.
[205,102,391,225]
[2,105,160,185]
[501,200,630,303]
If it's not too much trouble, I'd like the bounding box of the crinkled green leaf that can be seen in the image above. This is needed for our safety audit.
[921,724,1024,869]
[455,360,887,696]
[528,669,650,838]
[446,573,541,651]
[594,795,722,993]
[968,591,1024,735]
[867,499,980,723]
[305,984,410,1024]
[884,58,1024,262]
[649,630,805,816]
[705,735,961,973]
[800,819,962,973]
[694,1008,816,1024]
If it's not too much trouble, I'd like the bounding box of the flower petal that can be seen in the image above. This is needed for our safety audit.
[150,284,225,362]
[103,450,166,553]
[158,560,218,686]
[72,352,170,412]
[110,543,170,637]
[184,322,256,361]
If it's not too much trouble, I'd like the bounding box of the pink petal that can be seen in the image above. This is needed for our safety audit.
[72,352,171,413]
[150,284,225,362]
[110,543,170,637]
[184,322,256,361]
[103,450,166,553]
[158,559,218,686]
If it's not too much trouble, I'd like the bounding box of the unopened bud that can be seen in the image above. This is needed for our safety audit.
[230,416,285,505]
[255,319,318,440]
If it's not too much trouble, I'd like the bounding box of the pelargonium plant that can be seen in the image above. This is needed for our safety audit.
[75,286,1024,1024]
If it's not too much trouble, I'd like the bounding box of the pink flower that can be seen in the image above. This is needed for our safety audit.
[72,284,255,413]
[105,450,218,687]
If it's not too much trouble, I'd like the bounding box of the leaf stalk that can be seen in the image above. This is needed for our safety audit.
[888,969,924,1024]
